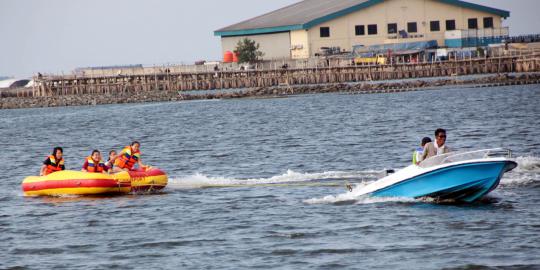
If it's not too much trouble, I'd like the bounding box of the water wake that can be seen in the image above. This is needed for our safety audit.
[167,169,383,189]
[500,156,540,187]
[514,156,540,173]
[303,179,419,205]
[304,195,417,205]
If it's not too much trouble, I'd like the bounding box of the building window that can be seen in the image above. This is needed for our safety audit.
[430,21,440,32]
[387,23,397,34]
[468,18,478,29]
[407,22,417,33]
[368,24,378,35]
[355,25,365,36]
[484,17,494,28]
[320,27,330,38]
[446,20,456,31]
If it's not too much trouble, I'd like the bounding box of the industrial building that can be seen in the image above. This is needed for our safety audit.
[215,0,510,60]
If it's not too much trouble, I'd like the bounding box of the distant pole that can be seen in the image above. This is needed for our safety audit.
[32,74,36,97]
[154,65,158,91]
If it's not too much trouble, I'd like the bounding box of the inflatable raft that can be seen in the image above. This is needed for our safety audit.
[22,168,168,197]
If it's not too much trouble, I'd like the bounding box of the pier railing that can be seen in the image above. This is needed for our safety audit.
[7,51,540,98]
[34,47,540,78]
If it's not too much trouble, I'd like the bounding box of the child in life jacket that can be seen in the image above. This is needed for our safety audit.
[413,137,432,165]
[82,150,110,174]
[105,150,117,171]
[40,147,65,176]
[114,141,149,172]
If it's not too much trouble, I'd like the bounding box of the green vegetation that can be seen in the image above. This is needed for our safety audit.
[234,38,264,63]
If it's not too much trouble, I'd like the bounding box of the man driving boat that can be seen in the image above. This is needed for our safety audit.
[422,128,451,161]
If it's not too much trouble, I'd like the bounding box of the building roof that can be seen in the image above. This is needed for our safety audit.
[215,0,510,37]
[0,79,31,89]
[0,79,16,89]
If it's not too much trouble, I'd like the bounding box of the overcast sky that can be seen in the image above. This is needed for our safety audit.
[1,0,539,78]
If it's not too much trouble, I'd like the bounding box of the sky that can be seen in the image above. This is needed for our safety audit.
[1,0,539,78]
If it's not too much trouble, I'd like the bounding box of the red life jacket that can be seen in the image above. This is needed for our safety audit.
[45,155,64,175]
[86,156,106,173]
[115,146,140,170]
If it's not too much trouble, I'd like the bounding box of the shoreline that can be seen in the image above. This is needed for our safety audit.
[1,73,539,110]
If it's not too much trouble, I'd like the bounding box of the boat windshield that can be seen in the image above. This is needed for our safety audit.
[419,148,512,168]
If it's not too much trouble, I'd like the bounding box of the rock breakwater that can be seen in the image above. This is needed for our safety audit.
[2,74,539,110]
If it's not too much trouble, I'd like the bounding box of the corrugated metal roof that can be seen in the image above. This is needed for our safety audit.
[216,0,372,33]
[215,0,510,37]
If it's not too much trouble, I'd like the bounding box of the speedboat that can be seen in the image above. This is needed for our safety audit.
[356,149,517,203]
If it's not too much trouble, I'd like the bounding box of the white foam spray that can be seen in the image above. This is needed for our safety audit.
[500,156,540,187]
[167,169,383,189]
[514,156,540,173]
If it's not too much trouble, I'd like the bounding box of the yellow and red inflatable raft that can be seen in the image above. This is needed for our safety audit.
[22,168,168,197]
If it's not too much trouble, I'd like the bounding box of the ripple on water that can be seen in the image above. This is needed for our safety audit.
[442,264,540,270]
[265,231,321,239]
[303,248,378,256]
[1,86,540,269]
[10,247,65,255]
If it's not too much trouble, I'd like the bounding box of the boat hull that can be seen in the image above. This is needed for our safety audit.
[22,168,168,197]
[371,161,517,203]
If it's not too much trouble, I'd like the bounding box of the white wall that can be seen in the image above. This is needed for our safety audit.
[307,0,504,55]
[219,0,506,60]
[221,32,291,60]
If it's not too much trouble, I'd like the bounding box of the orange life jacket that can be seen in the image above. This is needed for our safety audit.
[45,155,64,175]
[86,156,106,173]
[115,146,140,170]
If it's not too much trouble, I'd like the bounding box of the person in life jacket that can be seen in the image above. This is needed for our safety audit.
[105,150,117,171]
[114,141,148,172]
[413,137,432,165]
[40,147,66,176]
[82,150,110,174]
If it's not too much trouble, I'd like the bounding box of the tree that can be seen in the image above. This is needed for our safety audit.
[234,38,264,64]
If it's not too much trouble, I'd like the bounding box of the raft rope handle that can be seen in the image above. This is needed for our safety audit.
[116,177,131,192]
[145,180,156,195]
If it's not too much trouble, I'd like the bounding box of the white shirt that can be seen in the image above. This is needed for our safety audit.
[434,141,446,155]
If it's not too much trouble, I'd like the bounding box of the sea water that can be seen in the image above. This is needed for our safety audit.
[0,85,539,269]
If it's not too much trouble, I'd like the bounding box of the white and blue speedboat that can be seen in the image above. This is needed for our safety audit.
[357,149,517,203]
